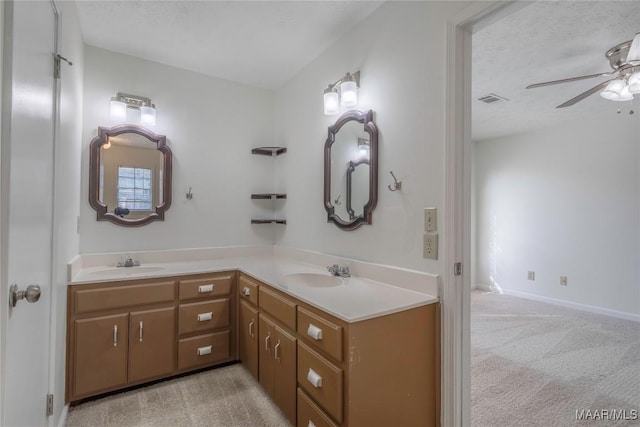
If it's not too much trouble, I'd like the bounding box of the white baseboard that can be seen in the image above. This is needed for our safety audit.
[473,284,640,322]
[56,405,68,427]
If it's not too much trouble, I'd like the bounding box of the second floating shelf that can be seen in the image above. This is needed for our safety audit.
[251,193,287,200]
[251,219,287,225]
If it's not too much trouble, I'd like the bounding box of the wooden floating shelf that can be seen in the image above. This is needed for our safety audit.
[251,219,287,225]
[251,146,287,156]
[251,193,287,200]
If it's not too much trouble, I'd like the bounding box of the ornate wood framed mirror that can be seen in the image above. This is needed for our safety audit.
[324,110,378,230]
[89,124,172,227]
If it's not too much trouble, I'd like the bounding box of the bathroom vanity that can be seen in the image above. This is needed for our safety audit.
[66,251,439,426]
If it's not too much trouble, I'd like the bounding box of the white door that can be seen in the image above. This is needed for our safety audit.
[1,1,56,425]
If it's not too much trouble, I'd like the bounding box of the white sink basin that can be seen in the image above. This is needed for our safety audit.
[92,266,166,276]
[281,273,342,288]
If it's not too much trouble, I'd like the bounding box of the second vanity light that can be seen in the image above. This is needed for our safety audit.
[110,92,156,126]
[323,71,360,115]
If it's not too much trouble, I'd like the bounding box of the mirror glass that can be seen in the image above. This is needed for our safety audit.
[89,125,172,227]
[324,110,378,230]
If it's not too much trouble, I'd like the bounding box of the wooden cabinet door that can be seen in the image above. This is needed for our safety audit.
[73,313,129,398]
[129,307,176,383]
[258,315,276,397]
[239,300,259,379]
[274,326,297,425]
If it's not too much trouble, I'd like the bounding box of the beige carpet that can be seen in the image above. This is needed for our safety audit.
[66,364,291,427]
[471,290,640,427]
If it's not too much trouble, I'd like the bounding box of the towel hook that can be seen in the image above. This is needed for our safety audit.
[186,187,193,200]
[387,171,402,192]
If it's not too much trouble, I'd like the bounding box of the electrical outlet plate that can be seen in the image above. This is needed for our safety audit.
[527,271,535,281]
[560,276,568,286]
[423,233,438,260]
[424,208,437,232]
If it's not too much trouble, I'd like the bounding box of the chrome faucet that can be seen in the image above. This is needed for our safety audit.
[327,264,351,277]
[117,256,140,268]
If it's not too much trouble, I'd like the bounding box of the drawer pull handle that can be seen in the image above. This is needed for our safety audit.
[139,321,143,342]
[274,340,281,362]
[197,312,213,322]
[308,422,317,427]
[249,319,255,338]
[198,284,214,293]
[197,345,212,356]
[241,287,251,296]
[307,324,323,340]
[113,325,118,347]
[306,368,322,388]
[265,333,271,353]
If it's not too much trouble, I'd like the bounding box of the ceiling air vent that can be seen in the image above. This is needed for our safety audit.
[477,93,509,104]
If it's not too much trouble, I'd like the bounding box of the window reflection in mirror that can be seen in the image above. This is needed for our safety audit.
[89,125,172,227]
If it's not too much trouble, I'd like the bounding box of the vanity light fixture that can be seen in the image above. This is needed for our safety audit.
[323,71,360,115]
[110,92,156,126]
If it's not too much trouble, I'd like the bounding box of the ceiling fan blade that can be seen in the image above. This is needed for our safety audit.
[627,32,640,63]
[526,72,612,89]
[556,79,614,108]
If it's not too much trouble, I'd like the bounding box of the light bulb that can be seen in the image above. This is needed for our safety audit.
[110,98,126,121]
[628,72,640,94]
[324,88,339,115]
[103,139,111,150]
[140,105,156,126]
[340,79,358,107]
[600,79,626,100]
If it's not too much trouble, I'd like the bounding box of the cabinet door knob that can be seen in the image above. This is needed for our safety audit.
[113,325,118,347]
[197,312,212,322]
[307,324,323,340]
[306,368,322,388]
[265,333,271,353]
[197,345,212,356]
[249,319,255,338]
[198,284,214,293]
[241,287,251,296]
[139,321,143,342]
[308,421,317,427]
[274,340,281,362]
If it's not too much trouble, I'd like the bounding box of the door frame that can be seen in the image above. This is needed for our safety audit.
[443,1,522,425]
[0,0,7,422]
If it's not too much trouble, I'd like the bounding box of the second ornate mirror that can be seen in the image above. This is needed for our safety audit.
[89,124,172,227]
[324,110,378,230]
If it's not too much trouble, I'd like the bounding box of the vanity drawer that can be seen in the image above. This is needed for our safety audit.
[259,286,296,330]
[74,281,175,314]
[238,274,259,306]
[298,342,343,423]
[297,388,339,427]
[178,274,232,301]
[178,330,230,370]
[297,307,343,362]
[178,298,229,335]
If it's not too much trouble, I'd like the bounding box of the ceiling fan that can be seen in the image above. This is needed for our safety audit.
[526,32,640,108]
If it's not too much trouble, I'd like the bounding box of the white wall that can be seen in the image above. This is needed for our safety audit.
[473,111,640,316]
[80,46,277,254]
[274,0,471,273]
[51,2,84,425]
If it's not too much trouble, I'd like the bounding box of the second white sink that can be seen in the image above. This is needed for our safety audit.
[92,266,166,276]
[281,272,342,288]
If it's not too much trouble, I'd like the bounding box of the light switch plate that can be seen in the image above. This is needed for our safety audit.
[423,233,438,260]
[424,208,437,232]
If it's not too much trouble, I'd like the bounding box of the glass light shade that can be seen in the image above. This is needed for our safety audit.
[600,79,626,100]
[340,80,358,106]
[628,72,640,94]
[324,91,340,115]
[102,140,111,150]
[140,105,156,126]
[615,85,634,101]
[627,32,640,63]
[110,99,127,121]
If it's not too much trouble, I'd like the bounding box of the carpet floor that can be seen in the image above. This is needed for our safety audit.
[66,363,291,427]
[471,290,640,427]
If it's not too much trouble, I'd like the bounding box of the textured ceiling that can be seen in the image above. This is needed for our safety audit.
[473,1,640,141]
[75,1,383,90]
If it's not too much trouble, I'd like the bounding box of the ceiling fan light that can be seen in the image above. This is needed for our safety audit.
[627,32,640,64]
[628,72,640,94]
[615,85,634,101]
[600,79,626,100]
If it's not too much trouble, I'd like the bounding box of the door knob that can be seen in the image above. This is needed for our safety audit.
[9,284,41,308]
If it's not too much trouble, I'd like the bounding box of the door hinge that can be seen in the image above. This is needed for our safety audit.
[46,394,53,416]
[454,262,463,276]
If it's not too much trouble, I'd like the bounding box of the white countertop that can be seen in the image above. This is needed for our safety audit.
[70,249,439,323]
